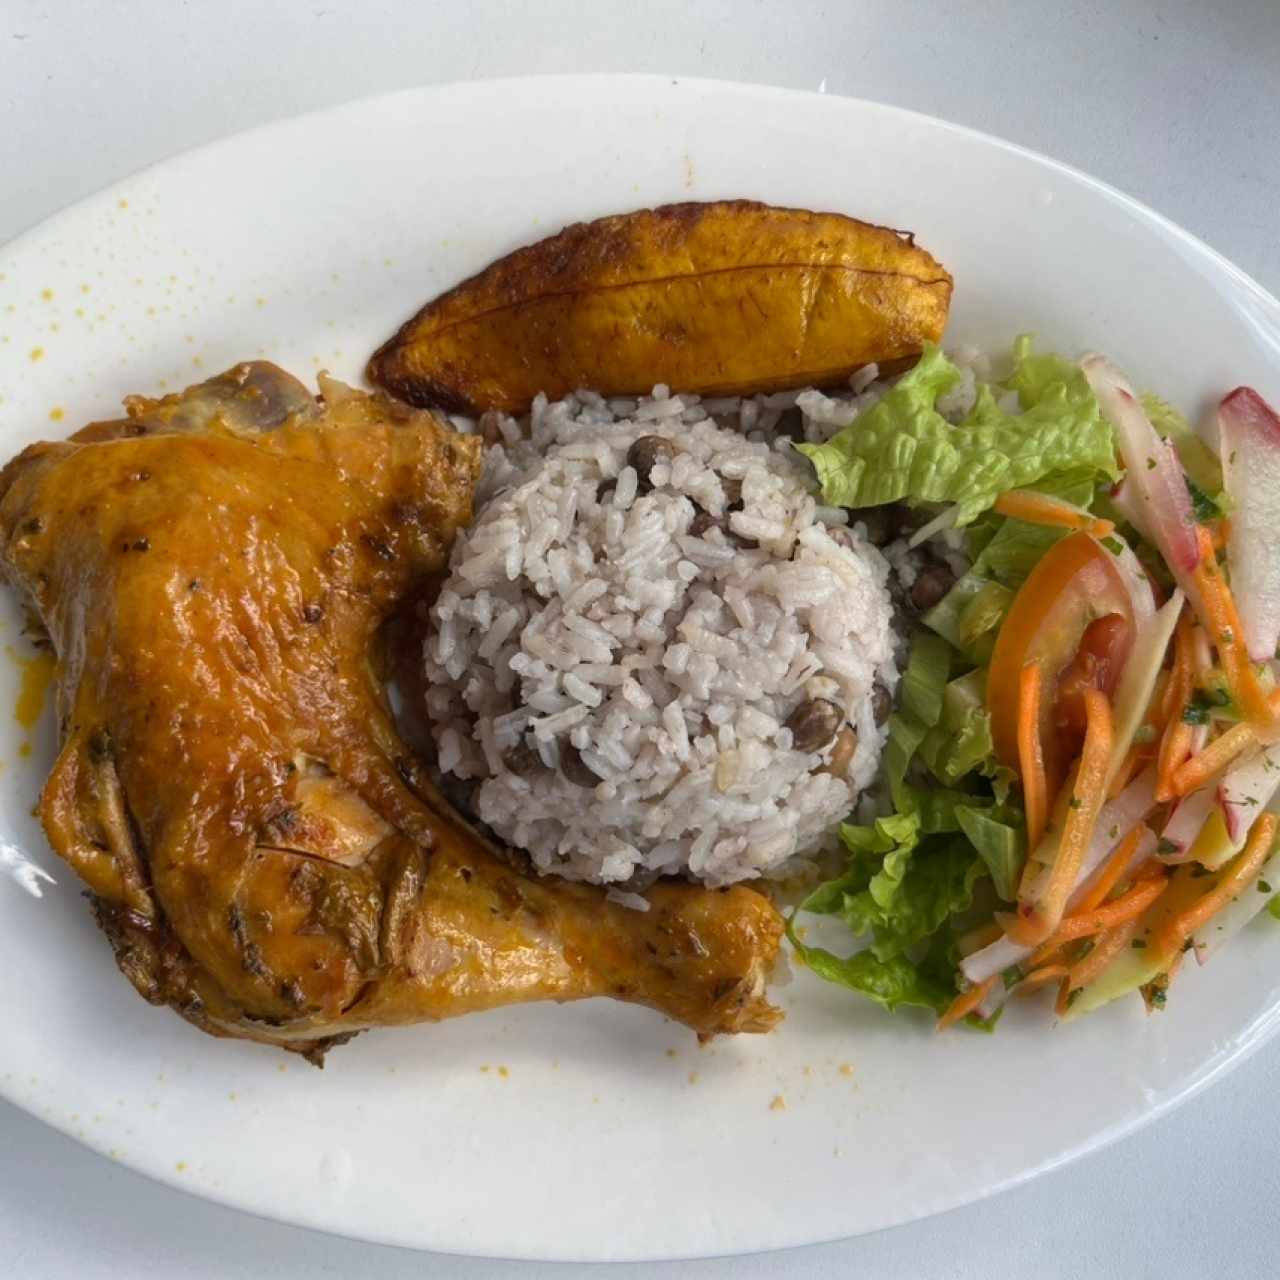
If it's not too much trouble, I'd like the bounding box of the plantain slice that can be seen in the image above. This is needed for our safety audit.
[368,200,953,415]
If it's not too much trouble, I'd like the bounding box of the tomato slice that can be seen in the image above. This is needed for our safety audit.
[1054,613,1132,757]
[988,533,1137,791]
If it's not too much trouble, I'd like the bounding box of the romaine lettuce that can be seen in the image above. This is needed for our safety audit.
[798,340,1117,524]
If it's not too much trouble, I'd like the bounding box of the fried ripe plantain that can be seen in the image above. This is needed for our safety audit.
[368,200,952,414]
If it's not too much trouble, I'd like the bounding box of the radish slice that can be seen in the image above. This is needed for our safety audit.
[960,768,1159,987]
[1109,476,1153,544]
[1218,386,1280,661]
[1158,787,1217,861]
[1218,744,1280,843]
[1082,355,1200,576]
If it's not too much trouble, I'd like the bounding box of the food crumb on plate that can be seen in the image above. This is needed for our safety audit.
[838,1063,854,1077]
[769,1094,786,1112]
[687,1071,699,1085]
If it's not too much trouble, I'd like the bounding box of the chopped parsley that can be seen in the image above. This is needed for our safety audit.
[1185,475,1223,523]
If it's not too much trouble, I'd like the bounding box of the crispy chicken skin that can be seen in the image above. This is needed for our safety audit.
[0,364,782,1061]
[368,200,953,415]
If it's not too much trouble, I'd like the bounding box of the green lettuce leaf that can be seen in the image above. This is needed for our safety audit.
[900,631,951,728]
[798,340,1117,523]
[895,782,985,834]
[921,573,1000,656]
[784,931,955,1014]
[955,805,1026,902]
[809,815,986,962]
[918,669,997,784]
[883,710,928,795]
[924,469,1104,659]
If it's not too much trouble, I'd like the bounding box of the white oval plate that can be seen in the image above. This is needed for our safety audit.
[2,76,1280,1263]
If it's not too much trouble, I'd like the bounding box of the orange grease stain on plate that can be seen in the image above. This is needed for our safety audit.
[7,646,56,741]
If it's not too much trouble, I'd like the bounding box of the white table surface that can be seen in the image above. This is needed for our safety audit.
[2,1,1278,1275]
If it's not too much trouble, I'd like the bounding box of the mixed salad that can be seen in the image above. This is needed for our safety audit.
[789,339,1280,1027]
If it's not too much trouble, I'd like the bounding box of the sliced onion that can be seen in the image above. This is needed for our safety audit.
[1105,529,1156,626]
[1106,591,1183,782]
[1082,354,1200,576]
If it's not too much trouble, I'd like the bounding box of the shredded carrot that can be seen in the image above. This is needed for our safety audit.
[1066,918,1142,994]
[1010,688,1114,945]
[1163,612,1194,716]
[1190,624,1213,682]
[1152,668,1173,728]
[1018,661,1048,853]
[1074,824,1149,914]
[1191,526,1274,726]
[1107,744,1151,799]
[1023,870,1168,967]
[1156,615,1197,800]
[1016,964,1071,994]
[1152,814,1278,965]
[1156,723,1194,802]
[1170,719,1260,797]
[992,489,1114,538]
[936,976,998,1032]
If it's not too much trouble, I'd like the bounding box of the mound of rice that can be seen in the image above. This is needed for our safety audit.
[423,386,898,888]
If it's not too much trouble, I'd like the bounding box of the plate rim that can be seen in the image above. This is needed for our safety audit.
[3,72,1280,1261]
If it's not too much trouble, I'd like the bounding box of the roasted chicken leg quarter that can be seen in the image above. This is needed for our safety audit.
[0,363,783,1061]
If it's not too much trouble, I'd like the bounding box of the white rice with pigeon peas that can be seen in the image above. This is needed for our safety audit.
[422,359,985,891]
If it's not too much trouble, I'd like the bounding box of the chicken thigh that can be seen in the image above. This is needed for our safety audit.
[0,364,782,1061]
